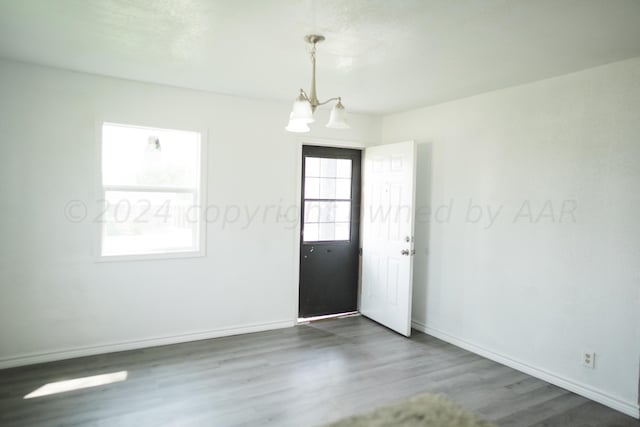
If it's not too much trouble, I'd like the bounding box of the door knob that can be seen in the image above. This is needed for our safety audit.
[401,249,410,256]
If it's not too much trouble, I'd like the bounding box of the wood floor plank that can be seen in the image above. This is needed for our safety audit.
[0,316,637,426]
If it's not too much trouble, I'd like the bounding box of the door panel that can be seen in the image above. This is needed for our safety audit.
[299,146,362,318]
[360,141,416,336]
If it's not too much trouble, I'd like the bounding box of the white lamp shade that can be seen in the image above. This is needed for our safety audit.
[290,97,314,124]
[285,113,310,133]
[326,101,349,129]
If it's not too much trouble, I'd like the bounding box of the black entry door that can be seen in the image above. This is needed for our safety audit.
[299,145,362,318]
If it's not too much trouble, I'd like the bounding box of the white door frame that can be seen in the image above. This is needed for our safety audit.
[291,137,366,324]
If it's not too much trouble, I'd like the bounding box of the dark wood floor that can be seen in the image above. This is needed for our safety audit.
[0,316,638,426]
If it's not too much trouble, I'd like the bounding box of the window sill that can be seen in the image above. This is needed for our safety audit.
[95,250,205,263]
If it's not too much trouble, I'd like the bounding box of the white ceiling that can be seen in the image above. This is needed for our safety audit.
[1,0,639,114]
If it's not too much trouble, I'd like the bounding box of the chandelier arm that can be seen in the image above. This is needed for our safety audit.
[317,97,341,106]
[299,89,310,101]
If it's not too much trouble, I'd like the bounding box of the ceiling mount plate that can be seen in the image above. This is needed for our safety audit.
[304,34,325,44]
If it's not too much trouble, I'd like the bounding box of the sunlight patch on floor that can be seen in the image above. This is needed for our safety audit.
[24,371,128,399]
[297,311,359,324]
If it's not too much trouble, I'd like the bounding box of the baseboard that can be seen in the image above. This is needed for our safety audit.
[411,320,640,419]
[0,319,295,370]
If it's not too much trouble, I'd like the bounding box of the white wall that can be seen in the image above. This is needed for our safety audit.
[0,59,380,366]
[381,57,640,416]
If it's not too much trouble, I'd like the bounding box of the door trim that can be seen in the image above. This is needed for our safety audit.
[291,138,366,325]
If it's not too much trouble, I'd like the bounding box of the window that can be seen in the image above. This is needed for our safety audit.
[99,123,204,259]
[303,157,352,242]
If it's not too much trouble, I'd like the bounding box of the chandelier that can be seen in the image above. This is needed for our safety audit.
[285,35,349,133]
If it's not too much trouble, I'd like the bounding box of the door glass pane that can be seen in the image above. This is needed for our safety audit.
[304,223,319,242]
[318,202,336,222]
[319,178,336,199]
[303,155,354,243]
[335,223,350,240]
[336,159,351,178]
[304,177,320,199]
[305,157,351,178]
[335,178,351,199]
[320,158,337,177]
[335,202,351,222]
[318,223,336,241]
[305,157,320,177]
[304,201,320,222]
[304,201,331,223]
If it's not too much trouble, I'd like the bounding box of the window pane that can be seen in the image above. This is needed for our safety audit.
[101,191,199,256]
[102,123,200,188]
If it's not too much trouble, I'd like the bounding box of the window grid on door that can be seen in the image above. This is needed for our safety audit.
[303,157,352,242]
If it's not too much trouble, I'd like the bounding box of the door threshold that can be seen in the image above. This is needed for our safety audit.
[297,311,360,324]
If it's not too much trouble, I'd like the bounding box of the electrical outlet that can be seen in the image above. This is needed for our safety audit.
[583,351,595,369]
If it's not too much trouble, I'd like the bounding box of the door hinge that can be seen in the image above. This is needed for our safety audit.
[358,248,363,256]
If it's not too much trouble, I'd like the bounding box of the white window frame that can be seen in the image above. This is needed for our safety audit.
[95,121,207,262]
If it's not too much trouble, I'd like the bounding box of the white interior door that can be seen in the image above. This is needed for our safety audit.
[360,141,416,336]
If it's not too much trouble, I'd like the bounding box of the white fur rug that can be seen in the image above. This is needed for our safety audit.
[323,393,496,427]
